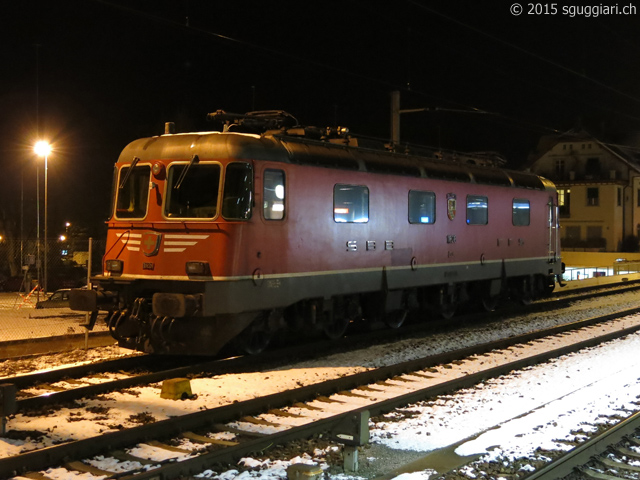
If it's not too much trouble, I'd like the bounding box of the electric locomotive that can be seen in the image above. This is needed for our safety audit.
[70,110,563,355]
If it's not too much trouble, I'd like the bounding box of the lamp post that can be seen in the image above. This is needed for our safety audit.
[34,141,50,294]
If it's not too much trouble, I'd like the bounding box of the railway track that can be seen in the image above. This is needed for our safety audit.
[448,390,640,480]
[525,410,640,480]
[4,282,640,414]
[2,306,640,479]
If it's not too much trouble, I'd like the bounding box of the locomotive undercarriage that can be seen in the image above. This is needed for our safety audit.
[91,271,556,356]
[107,300,263,355]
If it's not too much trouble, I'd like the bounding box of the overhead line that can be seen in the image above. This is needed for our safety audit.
[91,0,399,92]
[352,0,640,128]
[90,0,586,138]
[408,1,640,107]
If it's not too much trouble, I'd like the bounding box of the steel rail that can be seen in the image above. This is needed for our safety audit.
[2,307,640,479]
[524,411,640,480]
[550,279,640,299]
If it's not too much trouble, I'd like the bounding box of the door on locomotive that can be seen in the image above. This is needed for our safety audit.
[548,194,559,262]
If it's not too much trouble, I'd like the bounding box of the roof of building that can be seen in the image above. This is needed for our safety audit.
[525,129,640,175]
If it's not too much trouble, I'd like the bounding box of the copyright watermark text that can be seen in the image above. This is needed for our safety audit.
[510,3,636,17]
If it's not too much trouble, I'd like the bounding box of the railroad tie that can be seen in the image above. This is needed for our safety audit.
[627,436,640,446]
[110,449,156,465]
[580,467,627,480]
[316,395,346,403]
[182,431,239,446]
[293,402,323,411]
[597,456,640,473]
[241,416,282,427]
[375,381,397,387]
[356,386,384,393]
[65,460,115,476]
[391,375,418,383]
[267,408,304,418]
[410,372,437,379]
[145,439,192,453]
[615,446,640,460]
[214,423,269,437]
[338,390,369,398]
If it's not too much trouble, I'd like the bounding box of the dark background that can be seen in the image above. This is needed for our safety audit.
[2,0,640,237]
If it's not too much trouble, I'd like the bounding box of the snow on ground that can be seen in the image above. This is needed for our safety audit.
[370,331,640,457]
[2,290,640,479]
[8,332,640,479]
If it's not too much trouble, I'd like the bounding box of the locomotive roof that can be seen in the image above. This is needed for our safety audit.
[117,131,554,191]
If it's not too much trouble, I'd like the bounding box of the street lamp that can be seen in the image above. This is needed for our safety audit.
[34,140,50,294]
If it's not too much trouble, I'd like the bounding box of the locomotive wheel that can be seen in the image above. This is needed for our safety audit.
[482,296,499,312]
[322,312,350,340]
[384,309,408,329]
[235,313,272,355]
[519,277,534,305]
[437,285,457,319]
[439,303,457,319]
[236,329,272,355]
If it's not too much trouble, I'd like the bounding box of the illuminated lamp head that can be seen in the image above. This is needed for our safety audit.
[152,162,166,180]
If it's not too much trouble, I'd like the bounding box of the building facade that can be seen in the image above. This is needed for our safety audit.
[526,132,640,252]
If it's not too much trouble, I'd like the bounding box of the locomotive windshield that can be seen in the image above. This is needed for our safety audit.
[165,163,221,218]
[115,165,150,219]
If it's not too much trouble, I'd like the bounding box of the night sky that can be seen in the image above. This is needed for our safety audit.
[2,0,640,237]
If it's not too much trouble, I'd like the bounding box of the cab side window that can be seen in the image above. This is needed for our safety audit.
[222,163,253,220]
[264,169,285,220]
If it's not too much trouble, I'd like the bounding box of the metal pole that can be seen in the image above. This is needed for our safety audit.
[390,90,400,146]
[44,154,48,294]
[87,237,92,287]
[20,168,23,274]
[84,238,93,349]
[36,163,40,302]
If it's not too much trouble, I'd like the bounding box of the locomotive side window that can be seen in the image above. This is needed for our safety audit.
[165,163,221,218]
[512,198,530,226]
[334,184,369,223]
[222,162,253,220]
[466,195,488,225]
[116,165,150,219]
[263,169,285,220]
[408,190,436,224]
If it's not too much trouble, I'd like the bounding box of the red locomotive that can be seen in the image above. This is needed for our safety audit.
[71,110,563,355]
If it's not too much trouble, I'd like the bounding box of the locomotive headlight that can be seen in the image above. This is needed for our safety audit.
[152,162,166,179]
[186,261,211,276]
[105,259,123,274]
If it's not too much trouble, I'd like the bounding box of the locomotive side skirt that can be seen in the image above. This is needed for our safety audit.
[146,256,554,318]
